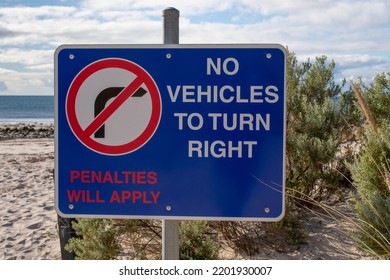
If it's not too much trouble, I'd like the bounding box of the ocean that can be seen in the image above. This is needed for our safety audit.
[0,95,54,123]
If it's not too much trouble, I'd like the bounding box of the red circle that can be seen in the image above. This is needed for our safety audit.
[66,58,161,155]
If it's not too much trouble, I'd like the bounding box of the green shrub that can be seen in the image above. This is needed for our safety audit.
[348,126,390,259]
[179,220,218,260]
[357,73,390,127]
[66,219,162,260]
[286,51,357,202]
[65,219,121,260]
[66,219,219,260]
[348,73,390,259]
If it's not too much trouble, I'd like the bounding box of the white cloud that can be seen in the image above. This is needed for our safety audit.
[79,0,234,16]
[0,48,53,66]
[334,54,386,69]
[0,81,8,91]
[0,69,52,95]
[0,0,389,95]
[26,64,53,71]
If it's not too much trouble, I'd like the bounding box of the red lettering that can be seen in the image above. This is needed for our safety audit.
[121,191,131,203]
[103,171,113,183]
[151,191,160,204]
[136,171,146,184]
[70,171,80,183]
[81,171,90,183]
[143,191,152,204]
[69,170,158,185]
[96,191,105,203]
[108,190,160,204]
[132,191,142,203]
[114,172,124,184]
[85,190,105,203]
[109,190,120,203]
[147,171,158,184]
[86,191,94,202]
[91,171,102,183]
[66,190,105,203]
[67,189,81,202]
[122,171,133,184]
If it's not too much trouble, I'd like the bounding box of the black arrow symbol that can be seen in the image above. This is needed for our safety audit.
[94,87,147,138]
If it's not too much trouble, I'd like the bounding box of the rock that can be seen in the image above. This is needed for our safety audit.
[0,123,54,140]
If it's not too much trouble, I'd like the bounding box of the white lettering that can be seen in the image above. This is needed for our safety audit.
[167,85,279,103]
[250,85,264,103]
[188,140,257,158]
[207,57,239,75]
[265,85,279,103]
[174,113,203,130]
[222,58,239,76]
[208,113,270,131]
[182,85,196,103]
[167,85,181,102]
[219,85,235,103]
[197,85,212,102]
[174,113,187,130]
[187,113,203,130]
[207,58,221,75]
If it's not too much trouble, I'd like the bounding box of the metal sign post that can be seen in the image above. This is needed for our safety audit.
[161,7,180,260]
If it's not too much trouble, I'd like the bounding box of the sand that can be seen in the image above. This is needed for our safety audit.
[0,123,371,260]
[0,128,60,259]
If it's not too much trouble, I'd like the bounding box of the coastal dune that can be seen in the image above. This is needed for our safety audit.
[0,123,60,260]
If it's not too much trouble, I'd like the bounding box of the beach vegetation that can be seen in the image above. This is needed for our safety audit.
[65,218,218,260]
[65,219,121,260]
[285,51,358,202]
[347,75,390,259]
[179,220,218,260]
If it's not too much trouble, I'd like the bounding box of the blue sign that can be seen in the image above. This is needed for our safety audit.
[55,44,286,221]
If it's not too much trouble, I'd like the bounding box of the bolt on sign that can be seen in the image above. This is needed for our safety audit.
[55,44,286,221]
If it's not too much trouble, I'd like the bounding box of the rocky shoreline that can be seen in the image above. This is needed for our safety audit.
[0,123,54,140]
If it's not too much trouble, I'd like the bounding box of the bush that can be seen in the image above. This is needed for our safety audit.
[66,219,162,260]
[348,126,390,259]
[357,73,390,127]
[286,51,356,202]
[179,221,218,260]
[218,212,306,257]
[65,219,121,260]
[66,219,219,260]
[348,74,390,259]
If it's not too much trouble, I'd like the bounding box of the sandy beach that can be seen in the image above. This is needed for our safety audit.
[0,123,371,260]
[0,123,60,260]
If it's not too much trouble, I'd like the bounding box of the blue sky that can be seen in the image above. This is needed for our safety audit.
[0,0,389,95]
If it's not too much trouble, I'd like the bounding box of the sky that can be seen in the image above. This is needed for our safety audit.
[0,0,389,95]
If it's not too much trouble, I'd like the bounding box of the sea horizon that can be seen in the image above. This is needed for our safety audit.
[0,95,54,124]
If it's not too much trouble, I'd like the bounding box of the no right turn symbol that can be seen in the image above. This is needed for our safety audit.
[66,58,162,155]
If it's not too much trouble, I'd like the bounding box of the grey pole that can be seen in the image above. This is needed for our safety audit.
[163,7,179,44]
[161,7,180,260]
[57,215,77,260]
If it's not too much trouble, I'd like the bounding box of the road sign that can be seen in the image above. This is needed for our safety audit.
[55,44,286,221]
[65,58,161,155]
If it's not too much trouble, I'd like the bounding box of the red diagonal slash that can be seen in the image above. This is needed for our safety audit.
[83,76,144,138]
